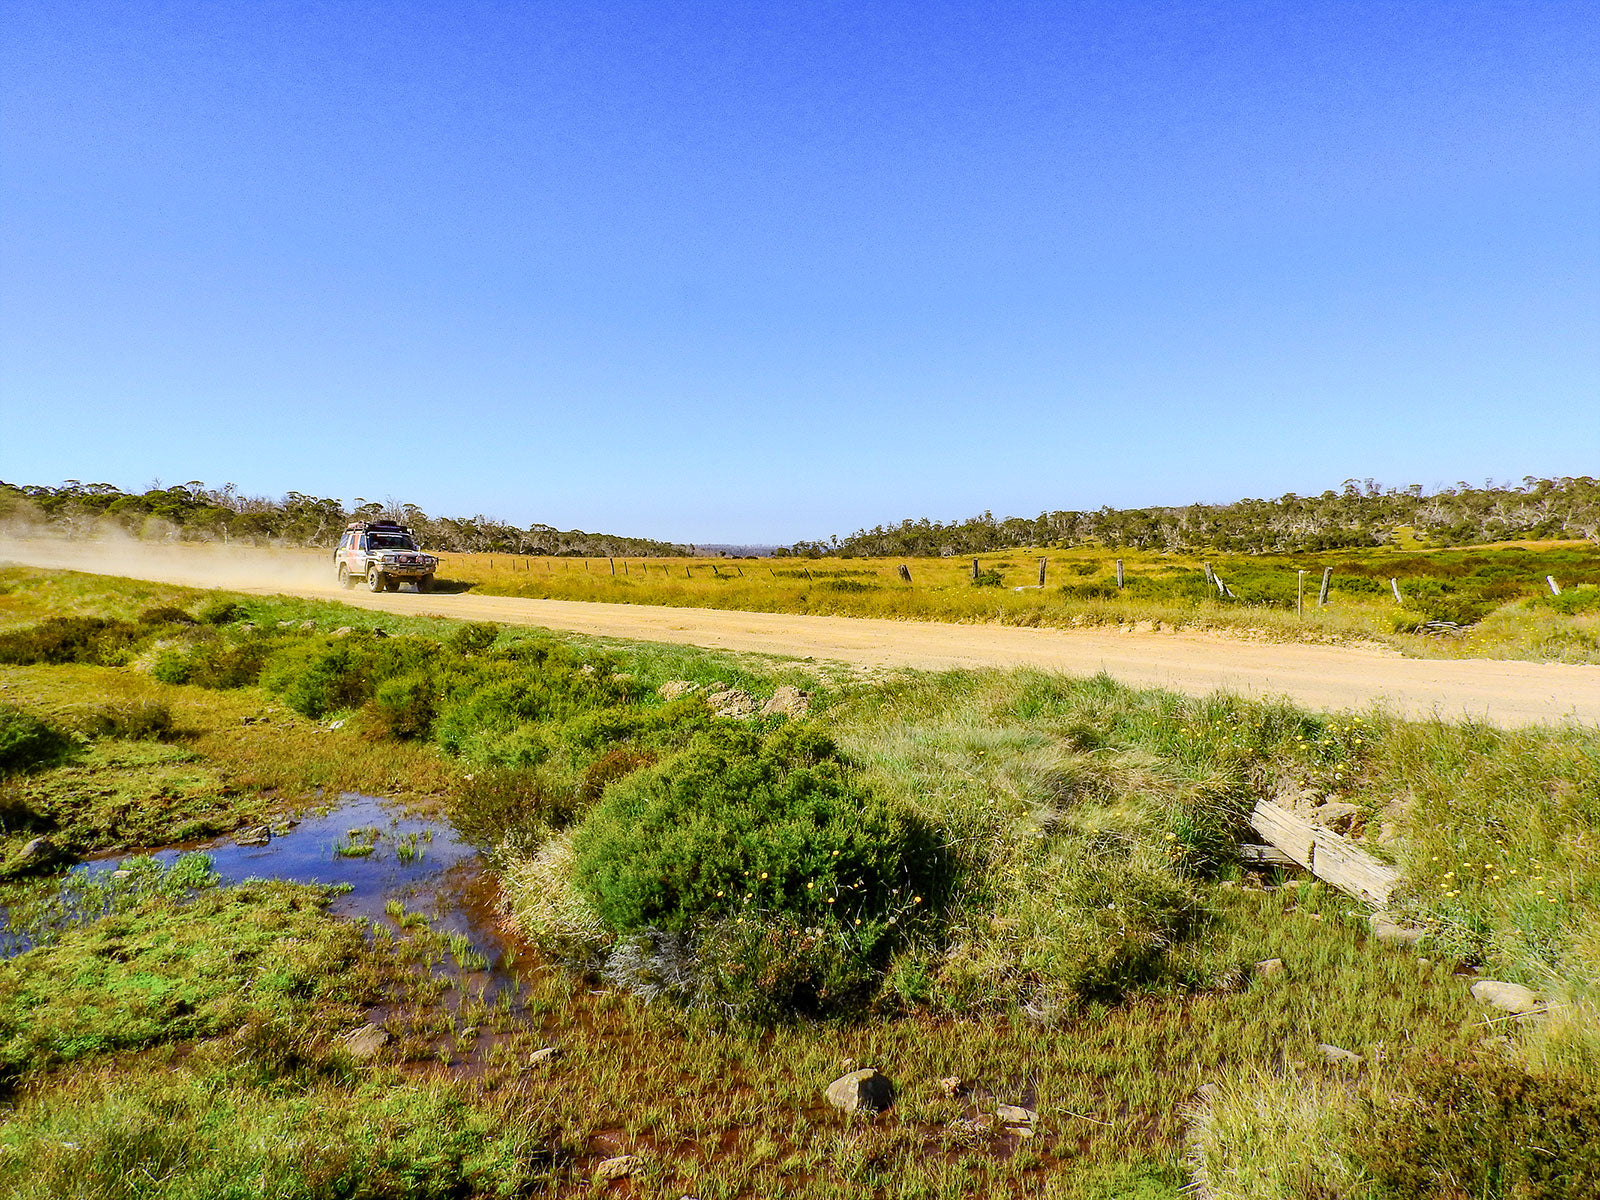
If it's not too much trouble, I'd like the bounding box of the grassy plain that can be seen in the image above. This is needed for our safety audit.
[439,541,1600,663]
[0,564,1596,1198]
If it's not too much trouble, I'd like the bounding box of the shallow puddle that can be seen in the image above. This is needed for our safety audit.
[9,795,521,980]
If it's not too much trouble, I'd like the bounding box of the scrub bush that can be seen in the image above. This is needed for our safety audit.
[571,723,942,943]
[0,617,141,666]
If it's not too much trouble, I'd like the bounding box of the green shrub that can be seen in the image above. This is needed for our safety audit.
[446,621,500,655]
[368,671,435,740]
[571,724,941,942]
[195,598,243,625]
[972,569,1004,588]
[77,700,175,741]
[0,617,142,666]
[1061,581,1120,601]
[260,641,375,718]
[1352,1058,1600,1198]
[0,705,73,774]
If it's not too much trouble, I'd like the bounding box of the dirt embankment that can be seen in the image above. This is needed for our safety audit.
[5,537,1599,727]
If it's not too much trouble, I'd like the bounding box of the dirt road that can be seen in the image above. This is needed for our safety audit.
[6,539,1599,726]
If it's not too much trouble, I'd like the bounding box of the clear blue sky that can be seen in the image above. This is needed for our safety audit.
[3,2,1596,543]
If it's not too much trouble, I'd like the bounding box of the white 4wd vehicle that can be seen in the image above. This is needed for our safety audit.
[335,521,438,592]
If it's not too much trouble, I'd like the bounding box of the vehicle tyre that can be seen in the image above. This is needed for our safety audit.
[417,574,434,593]
[337,564,352,588]
[384,576,400,592]
[367,565,385,592]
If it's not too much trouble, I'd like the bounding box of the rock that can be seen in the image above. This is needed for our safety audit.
[825,1068,895,1114]
[658,680,701,701]
[340,1023,389,1061]
[938,1075,965,1098]
[16,837,62,868]
[1470,980,1544,1015]
[1318,1043,1362,1066]
[1255,958,1287,979]
[371,628,388,638]
[1003,1124,1035,1138]
[594,1155,640,1181]
[1313,801,1361,834]
[299,620,316,631]
[332,626,354,637]
[528,1046,563,1066]
[277,620,295,629]
[707,688,760,719]
[1370,913,1427,948]
[234,826,271,846]
[759,685,811,719]
[327,719,346,731]
[580,664,595,676]
[996,1104,1036,1125]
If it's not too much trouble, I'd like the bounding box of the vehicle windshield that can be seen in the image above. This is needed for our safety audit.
[369,532,417,550]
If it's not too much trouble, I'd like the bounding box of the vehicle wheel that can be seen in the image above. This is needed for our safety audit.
[367,565,385,592]
[337,565,352,588]
[417,574,434,593]
[384,576,400,592]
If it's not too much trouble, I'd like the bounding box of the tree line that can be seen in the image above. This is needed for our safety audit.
[782,477,1600,558]
[0,480,688,558]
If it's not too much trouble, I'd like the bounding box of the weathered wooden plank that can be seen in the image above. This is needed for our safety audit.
[1249,799,1403,905]
[1239,843,1298,866]
[1249,801,1315,868]
[1310,830,1401,906]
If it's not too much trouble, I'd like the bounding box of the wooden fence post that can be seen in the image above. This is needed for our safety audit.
[898,563,912,583]
[1548,576,1562,596]
[1297,569,1305,618]
[608,557,615,575]
[1390,578,1403,604]
[1037,557,1047,587]
[1204,561,1214,589]
[1318,567,1331,607]
[971,558,980,582]
[1116,559,1125,589]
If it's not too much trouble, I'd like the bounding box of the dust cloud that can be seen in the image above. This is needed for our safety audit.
[0,532,345,598]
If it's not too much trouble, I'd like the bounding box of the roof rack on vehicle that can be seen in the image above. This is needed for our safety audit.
[344,520,413,533]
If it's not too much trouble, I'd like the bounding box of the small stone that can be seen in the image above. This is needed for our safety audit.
[332,626,354,637]
[277,620,295,629]
[825,1068,895,1114]
[996,1104,1036,1125]
[938,1075,964,1097]
[327,719,345,731]
[298,620,316,631]
[594,1155,640,1181]
[528,1046,563,1066]
[340,1023,389,1061]
[1471,980,1544,1015]
[1417,957,1432,967]
[658,680,701,700]
[1318,1043,1362,1066]
[234,826,271,846]
[1255,958,1287,979]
